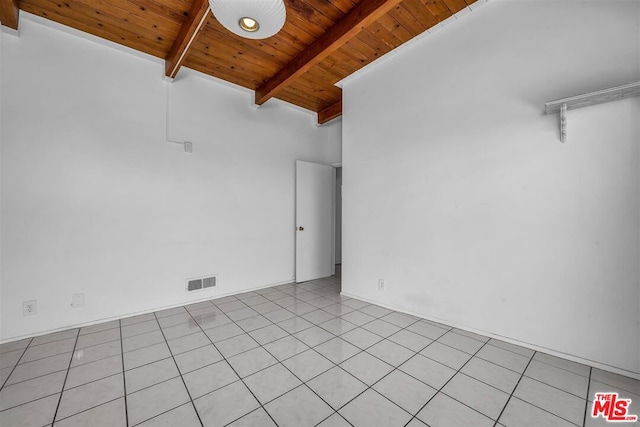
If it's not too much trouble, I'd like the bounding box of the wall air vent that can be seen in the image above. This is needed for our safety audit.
[187,279,203,291]
[186,275,217,292]
[203,276,216,289]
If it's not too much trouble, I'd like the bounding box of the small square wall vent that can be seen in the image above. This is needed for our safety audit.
[186,275,217,292]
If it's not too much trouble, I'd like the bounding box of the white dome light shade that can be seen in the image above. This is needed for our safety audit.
[210,0,286,40]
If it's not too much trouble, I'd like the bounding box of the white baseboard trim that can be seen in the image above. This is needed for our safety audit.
[0,279,295,345]
[340,291,640,381]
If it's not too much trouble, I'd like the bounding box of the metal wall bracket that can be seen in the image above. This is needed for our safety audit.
[545,82,640,143]
[560,103,567,143]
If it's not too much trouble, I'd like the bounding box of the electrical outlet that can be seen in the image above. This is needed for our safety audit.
[378,279,386,291]
[71,293,85,308]
[184,141,193,153]
[23,300,37,316]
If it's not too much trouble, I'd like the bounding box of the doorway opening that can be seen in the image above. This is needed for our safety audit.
[295,161,342,286]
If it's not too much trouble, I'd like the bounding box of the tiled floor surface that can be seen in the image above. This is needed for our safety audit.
[1,271,638,427]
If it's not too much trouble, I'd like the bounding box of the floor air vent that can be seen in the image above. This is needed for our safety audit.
[186,275,217,292]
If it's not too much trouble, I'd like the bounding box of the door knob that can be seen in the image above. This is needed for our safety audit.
[298,226,304,231]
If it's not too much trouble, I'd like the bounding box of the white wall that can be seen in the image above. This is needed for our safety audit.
[342,0,640,376]
[0,15,341,341]
[325,117,342,166]
[335,167,342,264]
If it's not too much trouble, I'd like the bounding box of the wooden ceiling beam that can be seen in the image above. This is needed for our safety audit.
[255,0,404,105]
[165,0,210,79]
[0,0,19,30]
[318,100,342,124]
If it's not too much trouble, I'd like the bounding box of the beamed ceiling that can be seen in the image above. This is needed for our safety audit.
[1,0,476,123]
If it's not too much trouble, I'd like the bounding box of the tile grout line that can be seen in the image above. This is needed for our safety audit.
[404,340,492,427]
[0,291,480,382]
[483,340,539,359]
[108,378,189,426]
[491,350,537,427]
[1,336,124,379]
[503,392,586,427]
[122,290,336,369]
[583,372,640,396]
[254,335,352,426]
[5,284,399,403]
[393,328,592,404]
[333,325,540,425]
[214,280,351,425]
[49,328,81,427]
[3,279,420,349]
[308,364,407,425]
[489,348,599,388]
[484,352,590,427]
[2,342,130,413]
[151,312,205,427]
[285,311,445,425]
[77,321,121,335]
[203,286,454,425]
[115,324,206,423]
[16,332,551,427]
[25,355,170,397]
[47,396,123,424]
[0,376,125,416]
[148,312,279,423]
[309,318,441,422]
[289,312,436,424]
[473,352,531,376]
[315,411,355,427]
[120,370,180,396]
[582,367,592,427]
[528,354,595,380]
[519,371,591,400]
[10,333,76,349]
[2,276,623,427]
[0,391,61,414]
[0,338,33,391]
[3,340,79,368]
[119,319,130,427]
[106,285,420,368]
[180,306,282,427]
[115,283,345,372]
[246,285,362,427]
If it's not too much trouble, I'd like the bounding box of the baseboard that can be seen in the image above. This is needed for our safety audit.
[340,291,640,381]
[0,278,295,345]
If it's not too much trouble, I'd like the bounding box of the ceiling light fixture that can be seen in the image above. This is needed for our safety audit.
[239,17,259,33]
[210,0,286,40]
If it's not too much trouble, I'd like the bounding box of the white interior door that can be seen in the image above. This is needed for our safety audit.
[296,160,335,283]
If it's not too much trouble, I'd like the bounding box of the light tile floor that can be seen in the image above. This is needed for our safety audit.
[1,272,639,427]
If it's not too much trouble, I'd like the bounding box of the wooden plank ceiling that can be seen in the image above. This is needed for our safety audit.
[3,0,475,123]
